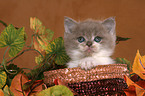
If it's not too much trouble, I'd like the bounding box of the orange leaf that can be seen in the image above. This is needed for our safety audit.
[124,85,136,96]
[33,36,47,52]
[132,50,145,80]
[124,75,137,87]
[0,89,4,96]
[124,75,145,96]
[10,73,29,96]
[33,37,42,52]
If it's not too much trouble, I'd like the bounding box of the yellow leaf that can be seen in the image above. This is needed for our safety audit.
[124,75,135,87]
[0,71,7,89]
[136,87,145,96]
[132,50,145,79]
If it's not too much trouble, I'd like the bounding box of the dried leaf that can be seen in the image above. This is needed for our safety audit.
[124,75,145,96]
[10,73,29,96]
[28,80,44,95]
[30,17,54,52]
[0,89,4,96]
[124,85,136,96]
[132,50,145,79]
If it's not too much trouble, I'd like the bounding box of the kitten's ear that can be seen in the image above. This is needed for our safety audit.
[64,16,77,33]
[102,17,116,34]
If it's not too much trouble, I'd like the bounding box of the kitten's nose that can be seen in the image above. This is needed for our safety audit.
[86,41,92,47]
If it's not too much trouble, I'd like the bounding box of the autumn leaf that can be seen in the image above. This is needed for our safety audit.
[10,73,29,96]
[24,80,45,96]
[0,71,7,89]
[30,17,54,52]
[35,85,73,96]
[124,85,136,96]
[124,75,145,96]
[132,50,145,80]
[0,89,4,96]
[31,80,44,92]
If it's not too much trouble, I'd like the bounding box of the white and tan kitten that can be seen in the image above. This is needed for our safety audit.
[64,17,116,70]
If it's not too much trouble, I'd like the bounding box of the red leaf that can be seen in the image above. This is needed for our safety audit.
[29,80,45,95]
[124,85,136,96]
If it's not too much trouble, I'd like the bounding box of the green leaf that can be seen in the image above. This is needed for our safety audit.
[0,71,7,89]
[45,29,54,41]
[36,85,73,96]
[46,37,70,65]
[115,57,131,71]
[35,55,43,65]
[0,24,25,57]
[116,36,131,44]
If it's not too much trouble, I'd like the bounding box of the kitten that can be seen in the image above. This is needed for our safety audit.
[64,17,116,70]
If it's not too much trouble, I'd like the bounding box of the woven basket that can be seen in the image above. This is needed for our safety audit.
[44,64,129,86]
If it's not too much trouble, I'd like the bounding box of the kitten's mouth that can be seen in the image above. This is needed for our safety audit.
[85,48,94,53]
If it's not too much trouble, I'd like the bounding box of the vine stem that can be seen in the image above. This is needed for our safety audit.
[1,48,43,74]
[0,20,7,27]
[25,34,35,48]
[1,46,14,74]
[20,75,25,96]
[6,49,44,64]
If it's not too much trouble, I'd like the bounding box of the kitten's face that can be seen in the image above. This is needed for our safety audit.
[64,17,116,60]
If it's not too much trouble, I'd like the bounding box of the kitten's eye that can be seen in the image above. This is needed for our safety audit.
[94,36,102,43]
[78,36,85,43]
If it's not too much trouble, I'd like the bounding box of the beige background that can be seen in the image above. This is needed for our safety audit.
[0,0,145,69]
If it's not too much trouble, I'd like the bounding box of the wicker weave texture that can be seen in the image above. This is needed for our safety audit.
[44,64,129,86]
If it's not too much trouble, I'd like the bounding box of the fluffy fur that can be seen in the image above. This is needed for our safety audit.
[64,17,116,70]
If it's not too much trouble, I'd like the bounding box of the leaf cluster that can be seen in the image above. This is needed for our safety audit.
[0,17,131,96]
[124,50,145,96]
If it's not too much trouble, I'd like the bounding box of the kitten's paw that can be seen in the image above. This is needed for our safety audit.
[79,57,96,70]
[67,61,79,68]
